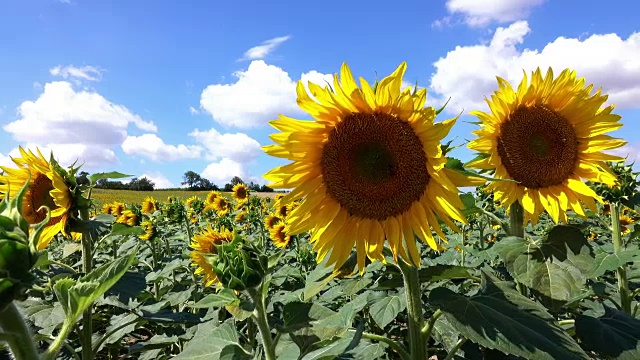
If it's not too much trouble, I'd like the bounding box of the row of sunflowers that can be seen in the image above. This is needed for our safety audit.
[0,62,638,360]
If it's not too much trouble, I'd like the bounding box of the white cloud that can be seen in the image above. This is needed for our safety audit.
[189,106,199,115]
[121,134,202,162]
[199,60,332,128]
[201,158,250,185]
[0,153,14,168]
[137,171,175,189]
[3,81,157,169]
[50,65,104,82]
[430,22,640,115]
[438,0,545,27]
[189,128,261,163]
[241,35,291,60]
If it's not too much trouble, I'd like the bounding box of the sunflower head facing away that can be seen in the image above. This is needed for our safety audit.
[189,225,233,287]
[139,220,155,241]
[0,147,73,249]
[263,62,470,271]
[468,68,626,224]
[141,196,158,214]
[232,184,250,203]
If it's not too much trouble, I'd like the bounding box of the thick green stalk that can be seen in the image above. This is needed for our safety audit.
[44,320,75,360]
[79,208,93,360]
[247,287,276,360]
[0,302,41,360]
[398,259,427,360]
[611,203,632,313]
[509,202,528,296]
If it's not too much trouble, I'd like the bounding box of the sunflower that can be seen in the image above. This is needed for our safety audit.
[186,196,199,209]
[139,220,155,241]
[188,211,198,224]
[141,196,158,214]
[0,147,73,249]
[189,225,233,287]
[468,68,626,223]
[235,211,247,222]
[274,194,286,202]
[213,197,229,216]
[232,183,250,203]
[619,214,635,234]
[264,214,282,230]
[269,224,291,248]
[263,62,470,270]
[206,190,221,204]
[111,202,126,216]
[116,210,138,226]
[101,203,113,214]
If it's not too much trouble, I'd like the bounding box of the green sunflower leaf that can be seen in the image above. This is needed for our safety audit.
[575,305,640,360]
[429,271,589,360]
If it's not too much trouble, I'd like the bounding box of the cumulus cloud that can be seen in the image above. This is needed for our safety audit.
[201,158,251,185]
[610,144,640,164]
[3,81,157,169]
[189,106,199,115]
[121,134,202,162]
[136,171,175,189]
[436,0,545,27]
[189,127,263,185]
[429,21,640,114]
[50,65,104,82]
[241,35,291,60]
[199,60,333,128]
[0,153,14,168]
[190,128,262,163]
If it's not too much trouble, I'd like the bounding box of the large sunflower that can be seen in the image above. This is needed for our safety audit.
[263,62,469,270]
[468,68,626,223]
[0,147,73,249]
[189,225,233,287]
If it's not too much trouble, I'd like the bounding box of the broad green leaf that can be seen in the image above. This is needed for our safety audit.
[139,308,202,323]
[300,329,357,360]
[174,319,251,359]
[280,301,336,332]
[94,313,140,351]
[275,333,301,360]
[591,247,640,278]
[311,292,368,341]
[54,250,137,322]
[375,264,474,289]
[347,340,388,360]
[189,289,239,308]
[109,223,146,236]
[368,293,406,328]
[62,242,82,258]
[493,225,596,301]
[225,301,254,321]
[429,271,589,360]
[575,305,640,360]
[89,171,132,184]
[302,265,334,301]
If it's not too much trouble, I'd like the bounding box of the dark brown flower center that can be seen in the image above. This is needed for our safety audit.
[497,105,578,188]
[321,112,430,220]
[22,172,58,224]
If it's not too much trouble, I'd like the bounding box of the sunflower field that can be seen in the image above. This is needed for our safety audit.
[1,64,639,360]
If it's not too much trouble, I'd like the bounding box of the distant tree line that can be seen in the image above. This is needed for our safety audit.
[83,170,274,192]
[181,171,273,192]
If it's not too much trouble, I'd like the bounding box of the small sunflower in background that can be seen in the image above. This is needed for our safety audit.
[235,211,247,222]
[186,196,199,210]
[141,196,158,214]
[264,214,282,230]
[213,197,230,216]
[139,220,156,241]
[0,147,74,249]
[116,210,138,226]
[232,183,250,203]
[468,68,625,224]
[263,62,470,270]
[190,225,233,287]
[101,203,113,214]
[269,224,291,248]
[206,190,221,204]
[111,202,126,216]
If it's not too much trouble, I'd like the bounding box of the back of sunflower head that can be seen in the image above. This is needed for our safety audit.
[0,176,47,311]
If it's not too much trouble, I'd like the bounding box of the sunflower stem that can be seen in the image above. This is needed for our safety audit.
[398,258,427,360]
[509,201,528,297]
[247,286,276,360]
[79,207,94,360]
[611,203,632,314]
[0,302,41,360]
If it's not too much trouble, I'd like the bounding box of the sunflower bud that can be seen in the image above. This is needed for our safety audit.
[212,235,267,291]
[0,180,45,310]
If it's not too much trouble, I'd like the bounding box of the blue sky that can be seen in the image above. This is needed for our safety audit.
[1,0,639,188]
